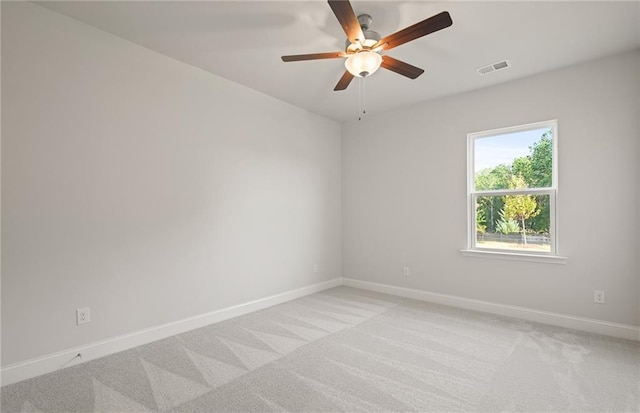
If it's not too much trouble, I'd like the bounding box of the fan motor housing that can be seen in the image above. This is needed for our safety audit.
[345,14,382,53]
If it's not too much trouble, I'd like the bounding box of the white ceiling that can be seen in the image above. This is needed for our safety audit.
[37,1,640,122]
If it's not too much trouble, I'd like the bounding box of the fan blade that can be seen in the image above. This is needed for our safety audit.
[375,11,452,51]
[381,56,424,79]
[328,0,365,44]
[334,70,354,91]
[282,52,345,62]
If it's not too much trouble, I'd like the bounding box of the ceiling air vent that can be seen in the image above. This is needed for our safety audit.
[476,60,511,75]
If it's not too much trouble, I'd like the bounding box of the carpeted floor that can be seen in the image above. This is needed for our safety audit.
[2,286,639,412]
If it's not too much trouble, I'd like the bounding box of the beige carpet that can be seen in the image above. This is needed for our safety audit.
[2,286,639,412]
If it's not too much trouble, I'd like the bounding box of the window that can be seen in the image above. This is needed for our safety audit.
[466,120,559,258]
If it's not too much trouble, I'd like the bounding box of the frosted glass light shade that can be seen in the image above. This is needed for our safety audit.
[345,51,382,78]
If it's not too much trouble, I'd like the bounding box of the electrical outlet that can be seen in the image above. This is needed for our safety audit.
[77,307,91,325]
[403,266,410,277]
[593,290,605,304]
[313,264,319,273]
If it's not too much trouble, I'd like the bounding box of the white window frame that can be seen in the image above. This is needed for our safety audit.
[463,120,566,264]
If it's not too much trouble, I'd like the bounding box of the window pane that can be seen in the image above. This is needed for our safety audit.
[476,194,551,252]
[474,128,553,190]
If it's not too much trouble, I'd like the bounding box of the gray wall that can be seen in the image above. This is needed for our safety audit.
[1,2,342,366]
[343,50,640,326]
[2,0,639,371]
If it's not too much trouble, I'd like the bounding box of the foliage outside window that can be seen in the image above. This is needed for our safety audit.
[468,121,557,254]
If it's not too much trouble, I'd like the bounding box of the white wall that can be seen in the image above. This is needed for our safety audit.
[1,2,341,366]
[343,50,640,327]
[637,50,640,328]
[2,1,638,374]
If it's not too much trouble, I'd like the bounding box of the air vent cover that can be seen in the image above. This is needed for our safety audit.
[476,60,511,75]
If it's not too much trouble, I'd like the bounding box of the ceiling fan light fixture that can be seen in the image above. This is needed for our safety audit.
[281,1,453,92]
[345,51,382,78]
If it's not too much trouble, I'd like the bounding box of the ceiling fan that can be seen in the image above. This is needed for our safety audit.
[281,0,453,91]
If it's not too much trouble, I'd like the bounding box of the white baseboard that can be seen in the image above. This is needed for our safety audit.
[4,276,638,386]
[343,278,640,342]
[1,277,342,387]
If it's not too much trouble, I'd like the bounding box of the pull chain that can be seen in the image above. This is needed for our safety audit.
[358,76,367,121]
[362,76,366,117]
[358,77,362,121]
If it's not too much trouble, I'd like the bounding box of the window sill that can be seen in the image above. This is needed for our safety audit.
[460,249,568,264]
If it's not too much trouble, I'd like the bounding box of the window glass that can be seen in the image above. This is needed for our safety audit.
[468,121,556,255]
[475,194,551,252]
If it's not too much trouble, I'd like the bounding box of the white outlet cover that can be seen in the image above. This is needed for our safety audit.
[593,290,605,304]
[77,307,91,325]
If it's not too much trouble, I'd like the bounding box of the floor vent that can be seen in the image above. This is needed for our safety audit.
[476,60,511,75]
